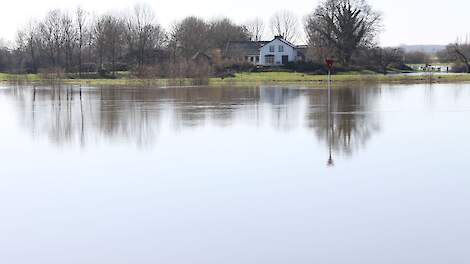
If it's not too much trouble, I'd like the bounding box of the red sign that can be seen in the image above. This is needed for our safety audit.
[325,59,335,70]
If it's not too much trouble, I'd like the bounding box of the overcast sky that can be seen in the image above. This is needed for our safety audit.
[0,0,468,46]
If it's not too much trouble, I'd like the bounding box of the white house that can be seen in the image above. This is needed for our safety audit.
[259,36,302,66]
[225,36,306,66]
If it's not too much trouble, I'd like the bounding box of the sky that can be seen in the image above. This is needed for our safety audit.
[0,0,468,46]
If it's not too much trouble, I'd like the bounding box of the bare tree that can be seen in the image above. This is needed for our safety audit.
[40,10,63,66]
[61,12,75,72]
[451,43,470,73]
[371,47,403,74]
[17,21,38,72]
[305,0,382,65]
[76,7,87,76]
[104,16,125,76]
[128,3,159,66]
[93,15,107,70]
[269,10,299,43]
[245,18,264,41]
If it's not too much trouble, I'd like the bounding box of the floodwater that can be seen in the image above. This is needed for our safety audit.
[0,83,469,264]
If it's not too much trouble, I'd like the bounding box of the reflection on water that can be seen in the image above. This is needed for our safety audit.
[3,84,381,160]
[307,86,381,160]
[1,83,470,264]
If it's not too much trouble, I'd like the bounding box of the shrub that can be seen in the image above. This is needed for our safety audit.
[213,61,255,74]
[284,61,324,73]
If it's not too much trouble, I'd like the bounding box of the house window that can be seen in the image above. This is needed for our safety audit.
[269,46,275,52]
[256,56,260,63]
[250,57,254,62]
[279,45,284,52]
[265,55,275,64]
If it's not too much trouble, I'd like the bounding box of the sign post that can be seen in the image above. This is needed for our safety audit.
[325,59,334,83]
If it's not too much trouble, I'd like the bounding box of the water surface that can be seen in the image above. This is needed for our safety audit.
[0,83,469,264]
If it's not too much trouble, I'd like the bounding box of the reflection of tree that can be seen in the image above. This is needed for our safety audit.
[8,85,262,147]
[167,87,260,128]
[306,86,381,156]
[6,84,381,157]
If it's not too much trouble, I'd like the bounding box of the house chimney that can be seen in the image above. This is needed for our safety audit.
[274,35,283,39]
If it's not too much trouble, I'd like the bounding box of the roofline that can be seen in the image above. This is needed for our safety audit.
[263,36,297,48]
[226,40,270,44]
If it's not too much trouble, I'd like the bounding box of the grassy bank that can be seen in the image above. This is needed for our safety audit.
[212,72,470,85]
[2,72,470,86]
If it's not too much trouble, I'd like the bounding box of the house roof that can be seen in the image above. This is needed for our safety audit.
[225,37,307,57]
[225,41,269,57]
[271,35,297,49]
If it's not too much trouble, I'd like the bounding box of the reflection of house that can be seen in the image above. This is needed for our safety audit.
[225,36,306,66]
[259,86,302,105]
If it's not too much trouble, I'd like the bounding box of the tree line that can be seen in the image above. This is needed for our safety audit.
[1,3,309,77]
[1,0,469,77]
[0,4,243,77]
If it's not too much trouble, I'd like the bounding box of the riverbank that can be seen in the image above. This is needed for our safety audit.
[2,72,470,86]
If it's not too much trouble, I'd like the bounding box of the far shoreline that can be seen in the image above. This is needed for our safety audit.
[2,72,470,87]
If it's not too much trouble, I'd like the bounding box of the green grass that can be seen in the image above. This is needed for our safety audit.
[2,71,470,86]
[0,73,41,82]
[210,72,470,85]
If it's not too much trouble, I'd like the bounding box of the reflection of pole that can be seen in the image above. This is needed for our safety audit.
[328,69,331,109]
[327,69,334,167]
[32,86,36,137]
[80,85,85,147]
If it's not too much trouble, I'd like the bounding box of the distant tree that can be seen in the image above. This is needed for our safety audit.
[39,10,63,67]
[435,48,453,63]
[245,18,265,41]
[208,18,250,49]
[450,43,470,73]
[104,16,125,76]
[403,51,431,64]
[126,3,165,66]
[61,12,75,72]
[93,15,108,70]
[169,16,210,59]
[371,47,403,74]
[0,40,12,72]
[16,22,38,72]
[305,0,382,65]
[76,7,87,76]
[269,10,299,43]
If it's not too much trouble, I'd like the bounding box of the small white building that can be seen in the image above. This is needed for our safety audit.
[225,36,306,66]
[259,36,303,66]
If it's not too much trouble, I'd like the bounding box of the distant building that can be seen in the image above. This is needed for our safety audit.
[224,41,268,64]
[225,36,306,66]
[191,51,213,65]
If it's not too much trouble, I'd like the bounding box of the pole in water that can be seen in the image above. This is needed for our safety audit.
[328,69,331,105]
[325,58,335,167]
[327,69,334,167]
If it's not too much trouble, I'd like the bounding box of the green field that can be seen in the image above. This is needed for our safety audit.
[212,72,470,85]
[2,71,470,86]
